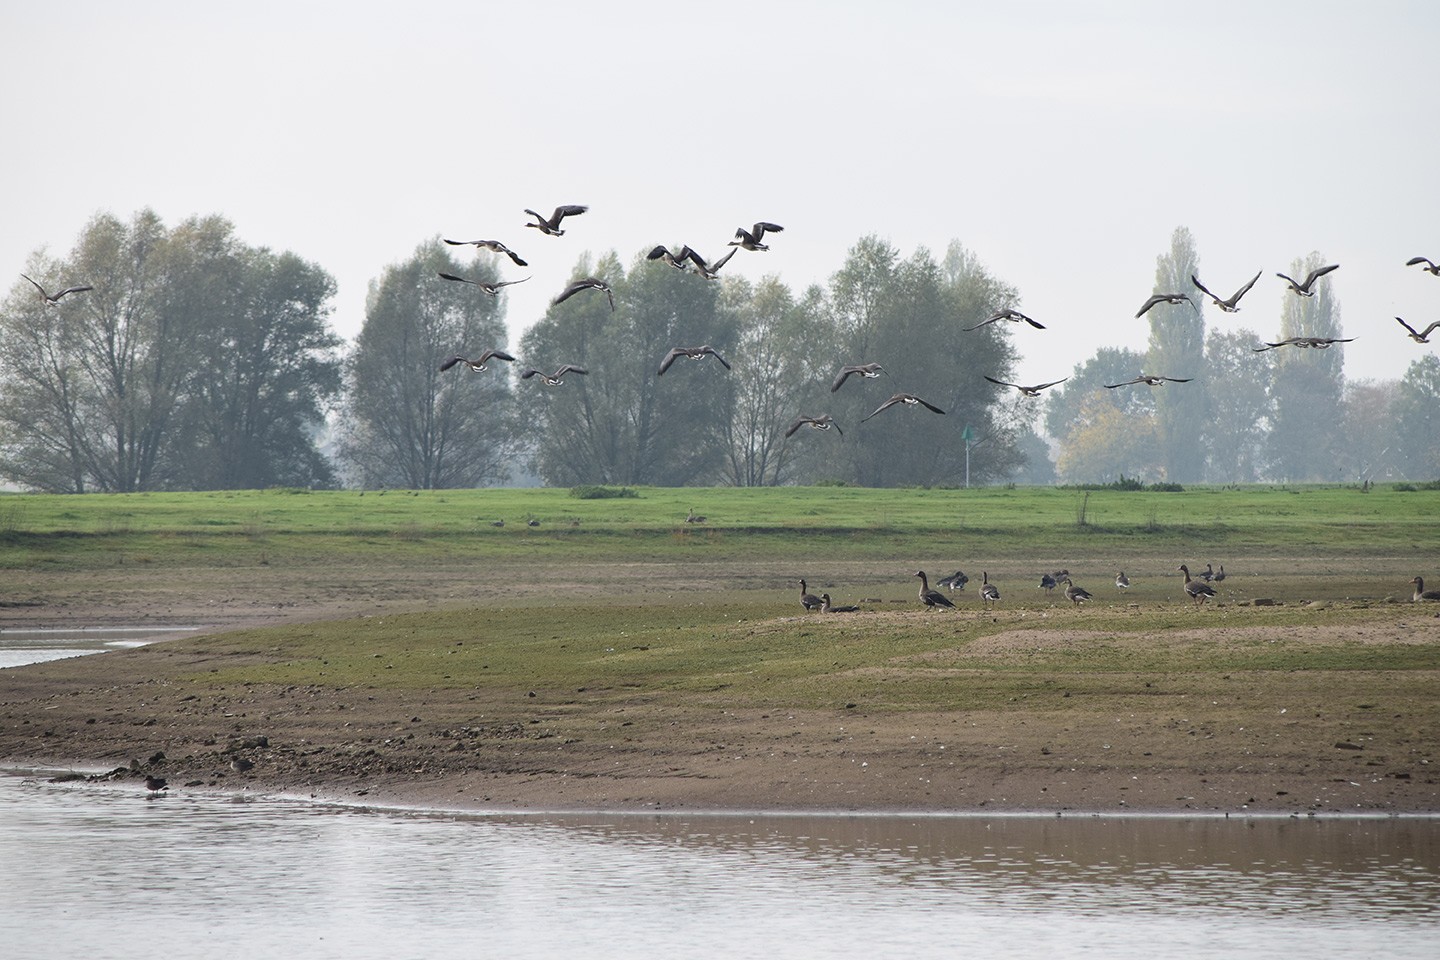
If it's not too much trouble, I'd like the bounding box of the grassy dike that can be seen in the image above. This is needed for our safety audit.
[2,484,1438,814]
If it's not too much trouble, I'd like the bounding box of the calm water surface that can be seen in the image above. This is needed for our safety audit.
[1,773,1435,959]
[0,626,198,669]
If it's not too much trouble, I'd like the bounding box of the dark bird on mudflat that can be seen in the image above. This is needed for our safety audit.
[798,578,822,612]
[860,393,946,422]
[657,346,731,376]
[519,364,587,385]
[785,414,843,438]
[143,776,168,793]
[552,277,614,311]
[1276,263,1339,297]
[831,363,886,392]
[1104,375,1192,388]
[1135,292,1198,317]
[437,271,529,295]
[984,375,1067,397]
[22,274,92,304]
[439,349,516,372]
[728,221,784,251]
[442,239,528,267]
[820,594,859,613]
[915,571,956,610]
[937,570,968,592]
[1191,271,1261,313]
[1396,317,1440,343]
[1252,336,1354,352]
[1406,256,1440,276]
[524,204,588,236]
[963,308,1045,331]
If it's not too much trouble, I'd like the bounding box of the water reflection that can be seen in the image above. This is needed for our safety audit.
[1,774,1435,960]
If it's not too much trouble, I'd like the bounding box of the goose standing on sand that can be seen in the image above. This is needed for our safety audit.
[658,346,731,376]
[938,571,968,592]
[1191,271,1261,313]
[1407,256,1440,276]
[1199,563,1215,582]
[1178,565,1217,605]
[785,415,843,438]
[1396,318,1440,343]
[1276,263,1339,297]
[820,594,860,613]
[552,277,614,311]
[1105,375,1192,388]
[729,221,784,251]
[980,572,1000,609]
[799,579,823,612]
[831,363,886,392]
[524,204,588,236]
[1062,578,1093,607]
[439,349,515,373]
[442,238,528,267]
[860,393,946,422]
[437,271,529,296]
[963,308,1045,331]
[915,571,957,610]
[1411,577,1440,602]
[1115,571,1130,590]
[985,375,1067,398]
[519,365,587,386]
[1038,572,1058,594]
[1213,565,1226,583]
[1136,293,1198,317]
[22,274,92,304]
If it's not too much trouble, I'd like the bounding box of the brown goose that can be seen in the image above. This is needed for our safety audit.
[658,346,731,375]
[1406,256,1440,276]
[728,221,784,251]
[1038,572,1059,594]
[519,364,587,386]
[984,375,1067,397]
[1061,578,1093,607]
[1178,565,1217,605]
[437,271,529,295]
[1212,565,1226,583]
[439,349,516,372]
[646,245,695,270]
[1115,571,1130,590]
[1135,293,1198,317]
[143,775,168,793]
[1252,336,1354,352]
[442,239,528,267]
[552,277,614,311]
[685,247,736,280]
[963,308,1044,331]
[1396,317,1440,343]
[1191,271,1261,313]
[799,579,823,611]
[860,393,946,422]
[22,274,92,304]
[915,571,957,610]
[820,593,860,613]
[1105,375,1192,388]
[979,571,1000,609]
[785,415,843,438]
[1411,577,1440,602]
[831,363,886,392]
[524,204,588,236]
[1199,563,1215,582]
[937,571,968,592]
[1276,263,1339,297]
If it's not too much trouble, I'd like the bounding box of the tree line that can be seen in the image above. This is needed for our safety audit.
[2,212,1436,492]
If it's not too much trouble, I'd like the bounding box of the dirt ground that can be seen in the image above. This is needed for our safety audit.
[2,565,1438,815]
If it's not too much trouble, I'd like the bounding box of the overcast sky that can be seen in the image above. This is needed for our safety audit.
[4,1,1438,387]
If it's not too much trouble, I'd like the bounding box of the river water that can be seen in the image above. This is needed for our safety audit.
[1,773,1435,960]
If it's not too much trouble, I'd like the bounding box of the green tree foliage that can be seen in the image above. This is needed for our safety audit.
[1338,378,1401,482]
[339,240,515,488]
[0,210,341,492]
[1045,346,1161,483]
[1202,328,1271,482]
[1266,252,1345,481]
[1145,226,1208,482]
[1392,355,1440,478]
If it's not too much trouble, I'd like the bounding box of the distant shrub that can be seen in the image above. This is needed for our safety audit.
[813,479,849,487]
[1149,482,1185,492]
[569,485,639,500]
[1065,475,1182,493]
[1393,482,1417,492]
[1396,479,1440,491]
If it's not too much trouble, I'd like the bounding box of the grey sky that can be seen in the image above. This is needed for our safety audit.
[4,1,1437,389]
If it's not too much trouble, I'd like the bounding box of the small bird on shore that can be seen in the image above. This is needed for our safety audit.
[1213,565,1226,582]
[525,204,588,236]
[22,274,92,304]
[439,349,516,373]
[1115,571,1130,590]
[1411,577,1440,602]
[964,308,1044,331]
[552,277,614,311]
[685,509,706,524]
[1253,336,1354,352]
[1039,572,1058,594]
[984,375,1067,397]
[442,239,528,267]
[437,271,529,295]
[143,775,168,793]
[1105,375,1192,388]
[729,221,784,251]
[799,579,823,611]
[915,571,956,610]
[1135,293,1197,317]
[658,346,731,375]
[785,414,843,437]
[1192,271,1261,313]
[1276,263,1339,297]
[831,363,886,392]
[230,758,254,774]
[980,571,1000,609]
[1396,317,1440,343]
[1178,565,1217,605]
[1062,578,1093,607]
[519,364,587,385]
[860,393,946,422]
[820,593,860,613]
[1406,256,1440,276]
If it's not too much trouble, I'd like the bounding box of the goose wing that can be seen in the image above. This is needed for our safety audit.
[439,356,465,372]
[1228,270,1262,304]
[1406,256,1438,270]
[552,204,588,222]
[1190,274,1220,303]
[1104,377,1141,388]
[831,366,861,391]
[657,348,685,376]
[477,349,516,364]
[1030,378,1068,391]
[860,395,906,422]
[438,272,476,285]
[1135,294,1170,317]
[752,221,783,240]
[1303,263,1340,287]
[984,375,1020,390]
[704,347,731,369]
[554,365,588,378]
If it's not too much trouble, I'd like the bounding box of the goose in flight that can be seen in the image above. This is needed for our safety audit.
[1191,271,1261,313]
[1104,375,1192,388]
[552,277,614,311]
[984,375,1067,397]
[860,393,946,422]
[442,239,528,267]
[785,414,843,438]
[524,204,588,236]
[22,274,92,304]
[1406,256,1440,276]
[831,363,886,392]
[439,349,516,372]
[646,245,695,270]
[915,571,957,610]
[1396,317,1440,343]
[657,346,731,375]
[1252,336,1354,352]
[520,364,588,386]
[963,308,1045,331]
[1276,263,1339,297]
[728,221,784,251]
[437,272,529,295]
[1135,292,1198,317]
[685,246,736,280]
